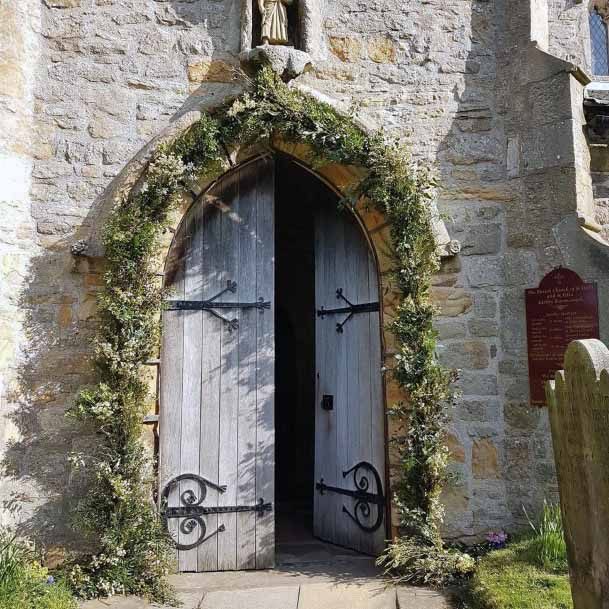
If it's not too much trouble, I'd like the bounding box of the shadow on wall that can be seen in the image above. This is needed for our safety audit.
[435,0,562,541]
[0,1,249,552]
[1,242,100,552]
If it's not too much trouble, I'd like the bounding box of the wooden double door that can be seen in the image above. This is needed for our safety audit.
[159,156,386,572]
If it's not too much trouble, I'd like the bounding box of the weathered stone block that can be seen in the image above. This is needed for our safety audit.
[473,291,497,318]
[441,483,470,514]
[468,319,499,337]
[431,287,473,316]
[458,399,500,423]
[328,36,362,62]
[446,432,466,463]
[434,320,467,340]
[187,60,235,84]
[500,288,527,354]
[505,378,530,401]
[439,340,490,370]
[466,252,537,288]
[504,401,540,430]
[88,113,127,139]
[432,255,462,287]
[460,224,502,256]
[367,36,397,63]
[472,439,499,479]
[503,437,533,480]
[498,358,528,376]
[458,372,499,396]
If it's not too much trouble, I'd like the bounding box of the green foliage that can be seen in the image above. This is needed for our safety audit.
[0,530,76,609]
[463,538,572,609]
[524,501,568,572]
[377,536,475,587]
[71,66,455,599]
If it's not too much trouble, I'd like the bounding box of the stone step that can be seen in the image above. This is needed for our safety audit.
[198,582,397,609]
[80,583,452,609]
[79,559,453,609]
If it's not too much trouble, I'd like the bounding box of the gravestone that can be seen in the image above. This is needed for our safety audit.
[546,339,609,609]
[526,267,599,406]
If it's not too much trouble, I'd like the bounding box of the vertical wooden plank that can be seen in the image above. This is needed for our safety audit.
[218,171,240,571]
[337,214,351,550]
[197,196,224,572]
[159,241,184,565]
[179,206,204,570]
[236,162,259,569]
[255,157,275,569]
[339,212,362,550]
[352,216,374,553]
[368,248,386,554]
[314,203,338,545]
[329,211,347,548]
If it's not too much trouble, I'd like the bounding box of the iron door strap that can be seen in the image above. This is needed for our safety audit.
[316,461,385,533]
[160,473,273,550]
[165,280,271,331]
[317,288,380,333]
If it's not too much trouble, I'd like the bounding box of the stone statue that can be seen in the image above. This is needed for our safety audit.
[258,0,294,46]
[592,0,609,21]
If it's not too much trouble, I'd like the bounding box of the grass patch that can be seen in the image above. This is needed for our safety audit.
[524,500,567,572]
[462,538,572,609]
[0,531,76,609]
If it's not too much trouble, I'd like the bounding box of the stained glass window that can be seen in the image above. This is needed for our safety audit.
[590,9,609,76]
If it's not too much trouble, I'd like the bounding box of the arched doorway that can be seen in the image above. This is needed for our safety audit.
[158,153,387,573]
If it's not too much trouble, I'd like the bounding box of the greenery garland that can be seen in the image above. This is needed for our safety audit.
[67,67,469,600]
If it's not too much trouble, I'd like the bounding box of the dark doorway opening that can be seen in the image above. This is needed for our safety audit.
[274,156,325,549]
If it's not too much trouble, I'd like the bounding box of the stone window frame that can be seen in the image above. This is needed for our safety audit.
[240,0,323,58]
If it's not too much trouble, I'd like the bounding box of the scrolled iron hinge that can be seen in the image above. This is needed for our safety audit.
[160,473,273,550]
[316,461,385,533]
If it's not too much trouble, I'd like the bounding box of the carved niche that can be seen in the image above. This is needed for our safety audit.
[240,0,322,79]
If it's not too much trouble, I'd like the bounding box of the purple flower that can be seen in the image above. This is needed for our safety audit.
[46,575,55,585]
[486,530,508,549]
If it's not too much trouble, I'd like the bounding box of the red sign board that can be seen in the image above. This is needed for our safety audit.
[525,268,599,406]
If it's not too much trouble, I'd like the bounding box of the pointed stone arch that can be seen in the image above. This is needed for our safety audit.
[84,88,456,261]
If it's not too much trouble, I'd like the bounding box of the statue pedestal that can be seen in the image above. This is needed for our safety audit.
[240,45,313,81]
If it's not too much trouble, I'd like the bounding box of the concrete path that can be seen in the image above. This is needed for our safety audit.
[80,561,452,609]
[80,540,452,609]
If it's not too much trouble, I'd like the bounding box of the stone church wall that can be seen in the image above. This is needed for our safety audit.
[0,0,607,549]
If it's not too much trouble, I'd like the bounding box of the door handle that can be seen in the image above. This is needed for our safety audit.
[321,395,334,411]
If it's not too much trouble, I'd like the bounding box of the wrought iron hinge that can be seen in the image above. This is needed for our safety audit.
[316,461,385,533]
[317,288,380,333]
[160,473,273,550]
[165,280,271,331]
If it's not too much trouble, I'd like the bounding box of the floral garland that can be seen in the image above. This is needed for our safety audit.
[67,67,463,600]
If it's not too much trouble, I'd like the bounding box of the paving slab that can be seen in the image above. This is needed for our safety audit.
[396,586,452,609]
[169,557,384,594]
[80,590,204,609]
[79,542,454,609]
[157,591,204,608]
[199,585,300,609]
[298,582,396,609]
